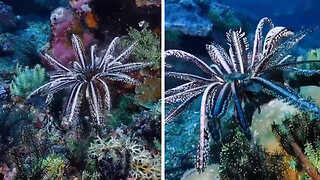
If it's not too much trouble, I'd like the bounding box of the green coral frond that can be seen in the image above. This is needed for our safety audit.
[10,64,46,97]
[120,28,161,69]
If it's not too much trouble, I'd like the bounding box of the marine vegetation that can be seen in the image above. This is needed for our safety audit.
[10,64,46,97]
[28,34,150,127]
[165,17,320,172]
[272,113,320,179]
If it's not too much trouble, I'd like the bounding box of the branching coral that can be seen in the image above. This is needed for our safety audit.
[10,64,46,97]
[28,34,150,127]
[41,154,67,180]
[88,137,161,180]
[120,28,161,69]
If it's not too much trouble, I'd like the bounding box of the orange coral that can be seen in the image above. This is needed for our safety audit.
[135,77,161,104]
[85,12,98,28]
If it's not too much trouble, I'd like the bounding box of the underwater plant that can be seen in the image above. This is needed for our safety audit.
[10,64,46,97]
[28,34,150,126]
[165,17,320,172]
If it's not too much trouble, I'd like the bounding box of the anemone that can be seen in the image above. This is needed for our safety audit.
[28,34,150,126]
[165,17,320,172]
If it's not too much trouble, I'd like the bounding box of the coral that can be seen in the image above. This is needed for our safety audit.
[10,64,46,97]
[81,170,101,180]
[48,7,93,67]
[165,1,213,36]
[206,2,241,30]
[88,137,161,180]
[108,95,141,129]
[296,48,320,70]
[28,34,150,128]
[0,2,17,32]
[0,33,40,71]
[70,0,93,13]
[272,113,320,179]
[132,103,161,143]
[0,164,17,180]
[12,128,49,179]
[17,21,50,52]
[135,77,161,105]
[219,130,287,180]
[41,154,67,180]
[120,28,161,69]
[135,0,161,7]
[165,17,320,172]
[181,164,220,180]
[0,102,37,162]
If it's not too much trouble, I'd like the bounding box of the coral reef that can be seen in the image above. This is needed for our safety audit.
[165,0,213,36]
[48,7,93,67]
[206,1,241,30]
[0,0,161,179]
[0,1,17,32]
[10,64,46,97]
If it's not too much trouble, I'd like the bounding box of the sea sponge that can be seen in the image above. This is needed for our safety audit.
[10,64,46,97]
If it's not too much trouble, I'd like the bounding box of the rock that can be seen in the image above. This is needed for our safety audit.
[0,1,17,32]
[165,1,213,36]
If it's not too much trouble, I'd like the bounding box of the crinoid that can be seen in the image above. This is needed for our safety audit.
[165,17,320,172]
[28,34,150,127]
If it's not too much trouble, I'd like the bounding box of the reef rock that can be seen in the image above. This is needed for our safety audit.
[165,0,213,36]
[47,7,93,67]
[0,1,17,32]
